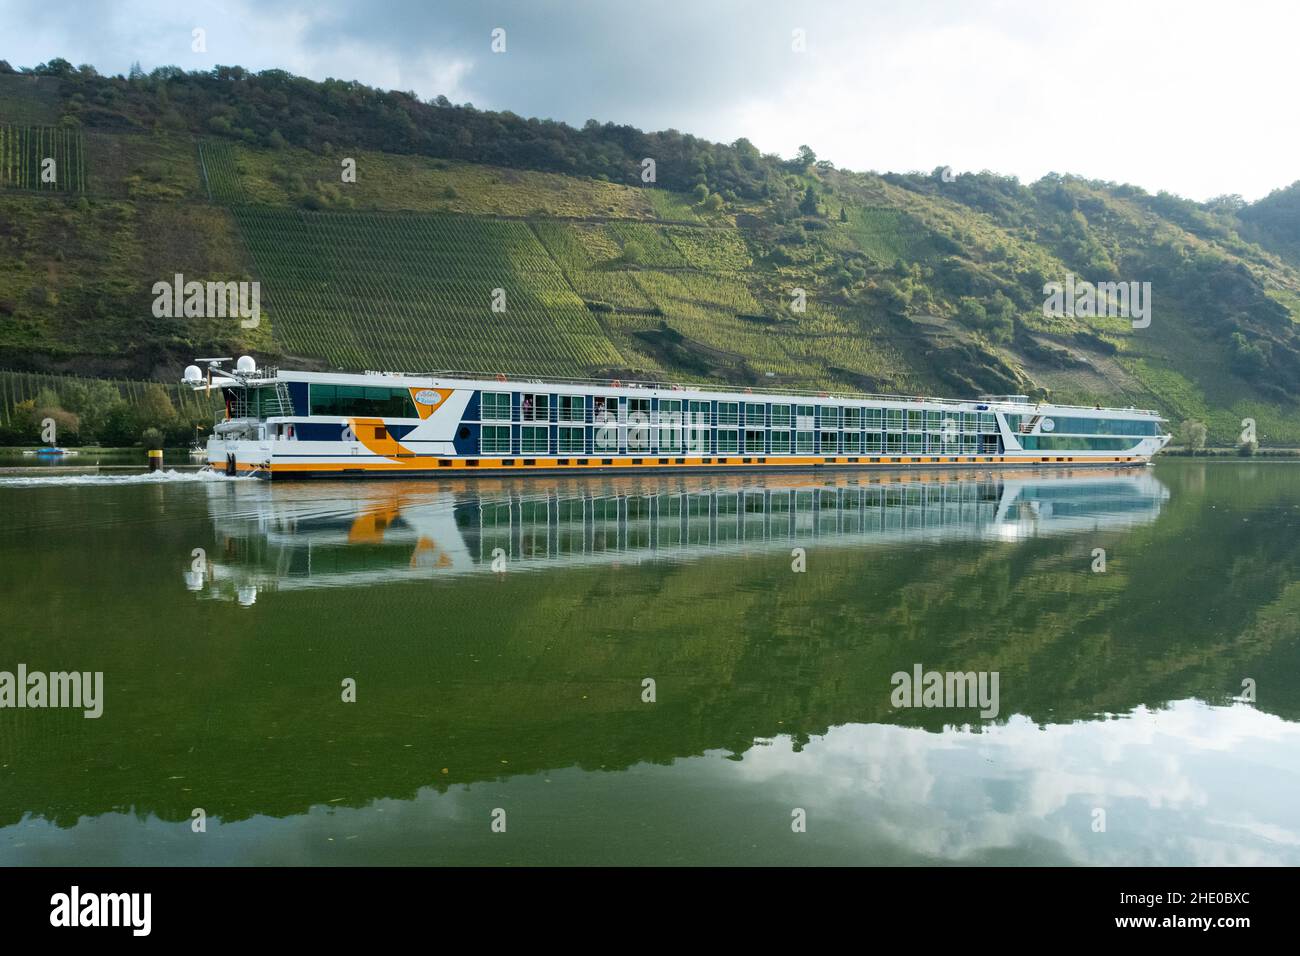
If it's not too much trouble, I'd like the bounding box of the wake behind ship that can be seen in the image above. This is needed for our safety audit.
[185,357,1171,480]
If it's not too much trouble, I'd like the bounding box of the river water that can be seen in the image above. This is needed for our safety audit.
[1,460,1297,864]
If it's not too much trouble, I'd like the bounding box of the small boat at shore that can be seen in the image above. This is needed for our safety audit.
[23,447,78,457]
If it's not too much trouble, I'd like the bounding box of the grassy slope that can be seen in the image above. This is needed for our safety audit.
[1,78,1298,443]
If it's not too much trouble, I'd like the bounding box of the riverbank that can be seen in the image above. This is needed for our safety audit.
[1162,447,1300,458]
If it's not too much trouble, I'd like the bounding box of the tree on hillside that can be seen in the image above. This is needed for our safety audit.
[787,145,817,172]
[799,185,820,217]
[63,380,122,445]
[136,384,178,428]
[956,297,987,328]
[1178,420,1208,451]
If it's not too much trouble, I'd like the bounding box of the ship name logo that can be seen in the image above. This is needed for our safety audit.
[414,389,442,406]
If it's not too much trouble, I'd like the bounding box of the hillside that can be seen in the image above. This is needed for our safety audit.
[2,61,1299,446]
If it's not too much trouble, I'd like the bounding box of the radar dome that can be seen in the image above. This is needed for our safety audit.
[183,365,202,384]
[236,355,257,373]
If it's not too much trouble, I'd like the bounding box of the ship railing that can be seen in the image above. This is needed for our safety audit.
[404,369,1161,416]
[482,409,1008,432]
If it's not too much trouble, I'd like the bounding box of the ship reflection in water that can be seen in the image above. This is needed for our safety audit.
[185,466,1169,604]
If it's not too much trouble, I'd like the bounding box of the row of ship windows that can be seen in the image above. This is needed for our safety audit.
[479,425,999,455]
[482,392,999,430]
[299,386,1159,438]
[1005,414,1159,437]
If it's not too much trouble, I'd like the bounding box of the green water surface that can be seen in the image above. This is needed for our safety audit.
[1,460,1298,865]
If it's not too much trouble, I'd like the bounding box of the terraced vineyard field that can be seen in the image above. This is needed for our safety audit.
[530,221,657,310]
[530,218,920,386]
[234,208,625,374]
[845,207,939,264]
[0,125,86,192]
[628,271,899,383]
[198,139,247,204]
[605,221,689,267]
[663,226,752,270]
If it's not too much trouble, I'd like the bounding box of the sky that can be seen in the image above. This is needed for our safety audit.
[3,0,1297,201]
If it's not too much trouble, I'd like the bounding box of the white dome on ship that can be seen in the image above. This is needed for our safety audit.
[183,364,202,384]
[236,355,257,373]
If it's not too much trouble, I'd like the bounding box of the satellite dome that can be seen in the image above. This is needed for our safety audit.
[235,355,257,373]
[183,364,202,384]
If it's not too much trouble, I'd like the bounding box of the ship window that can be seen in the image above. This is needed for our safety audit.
[593,395,617,425]
[521,393,549,422]
[820,431,839,453]
[558,426,585,454]
[843,407,862,429]
[309,384,417,418]
[557,394,585,423]
[1021,436,1142,451]
[770,430,791,453]
[1043,417,1159,436]
[628,398,651,450]
[480,425,511,454]
[657,400,684,451]
[743,429,764,453]
[521,425,549,453]
[717,429,739,453]
[907,410,924,431]
[819,406,840,429]
[481,391,512,421]
[795,431,814,453]
[744,403,765,426]
[771,404,792,427]
[717,402,740,425]
[843,432,862,453]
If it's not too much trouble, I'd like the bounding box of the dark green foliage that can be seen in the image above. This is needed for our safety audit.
[799,185,819,216]
[30,61,804,201]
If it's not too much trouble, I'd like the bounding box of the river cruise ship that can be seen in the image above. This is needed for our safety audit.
[185,357,1171,480]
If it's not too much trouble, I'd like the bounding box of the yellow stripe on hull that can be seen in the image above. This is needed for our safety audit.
[244,454,1150,477]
